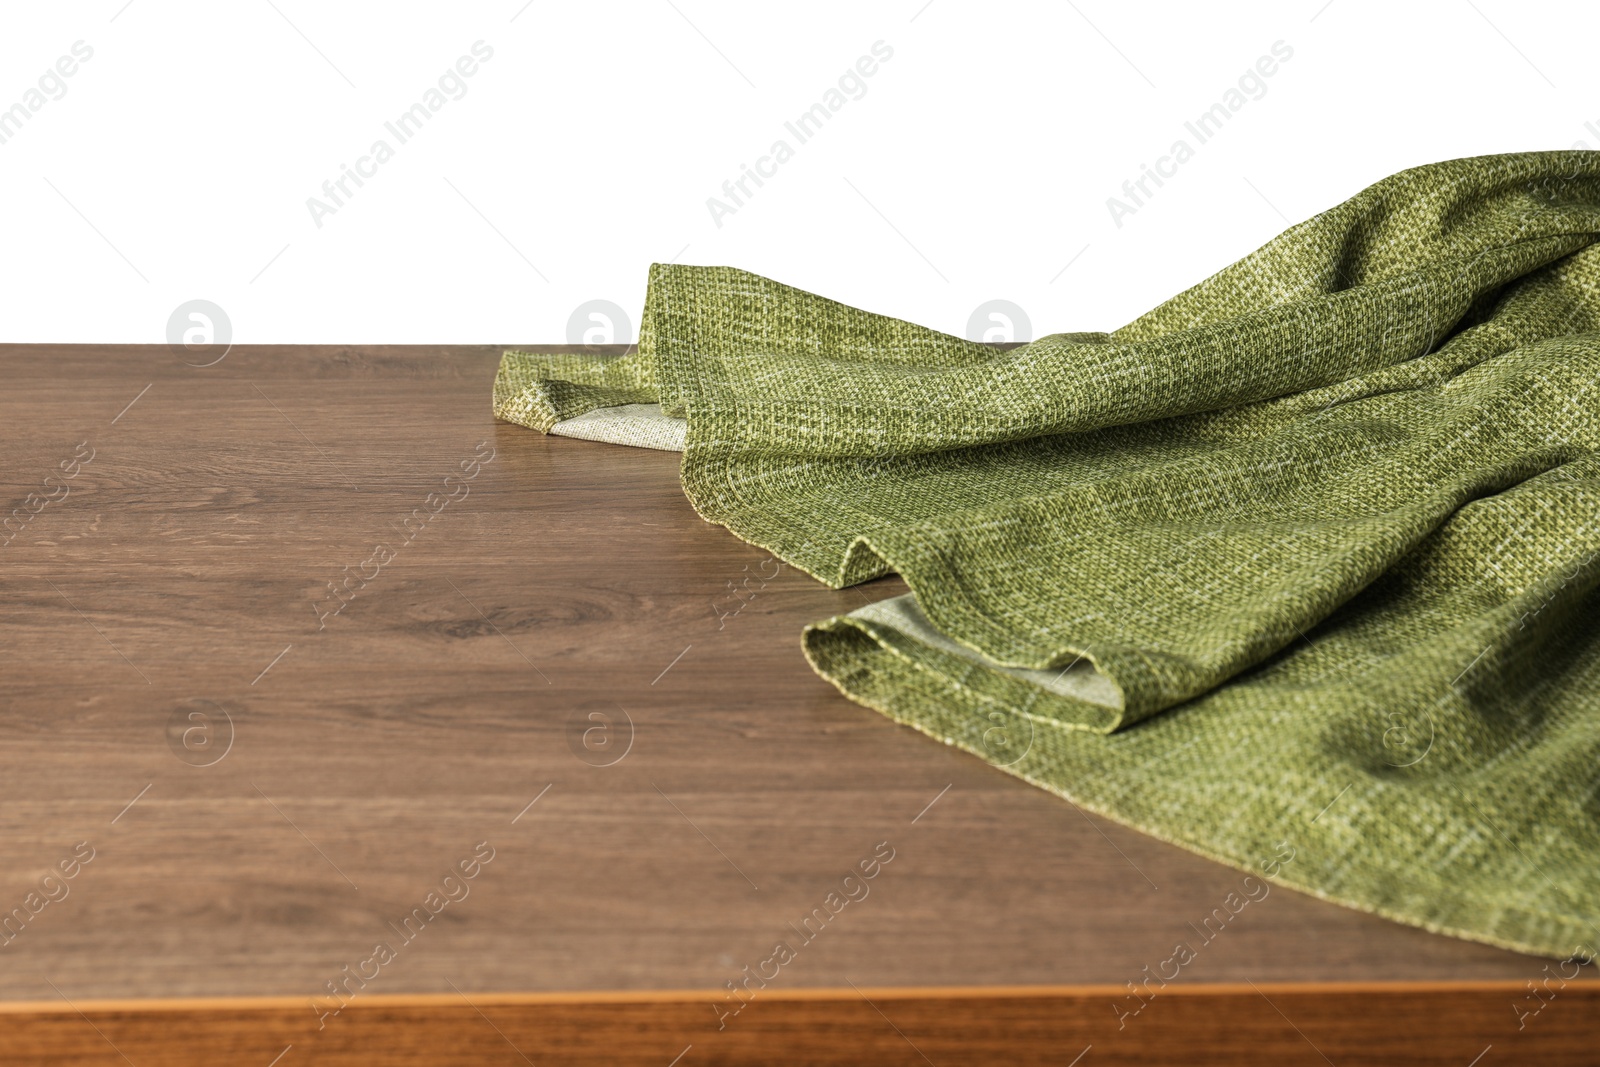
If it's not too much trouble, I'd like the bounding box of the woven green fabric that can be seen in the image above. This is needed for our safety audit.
[495,151,1600,959]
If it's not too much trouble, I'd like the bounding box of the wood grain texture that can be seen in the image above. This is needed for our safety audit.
[0,344,1593,1061]
[0,984,1595,1066]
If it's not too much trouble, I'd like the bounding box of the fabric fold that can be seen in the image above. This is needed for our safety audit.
[493,150,1600,958]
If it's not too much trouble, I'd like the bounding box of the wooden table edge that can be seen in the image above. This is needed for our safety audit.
[0,978,1577,1013]
[1,980,1590,1065]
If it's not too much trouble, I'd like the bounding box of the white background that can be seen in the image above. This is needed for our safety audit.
[1,0,1595,344]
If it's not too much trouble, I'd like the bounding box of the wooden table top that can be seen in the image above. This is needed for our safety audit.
[1,343,1593,1065]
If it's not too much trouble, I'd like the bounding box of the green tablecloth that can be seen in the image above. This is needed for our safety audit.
[495,150,1600,960]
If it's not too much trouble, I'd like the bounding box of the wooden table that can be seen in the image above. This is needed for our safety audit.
[0,344,1592,1065]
